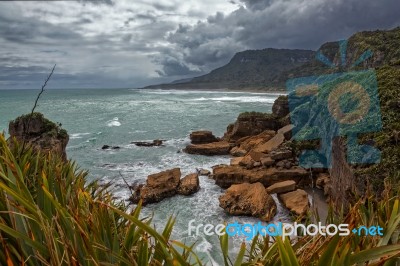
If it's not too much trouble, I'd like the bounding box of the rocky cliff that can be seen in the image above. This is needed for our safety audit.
[8,112,69,160]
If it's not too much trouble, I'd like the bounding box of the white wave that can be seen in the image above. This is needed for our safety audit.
[70,133,91,139]
[192,96,276,103]
[107,117,121,127]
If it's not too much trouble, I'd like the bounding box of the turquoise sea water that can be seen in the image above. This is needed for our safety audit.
[0,88,291,264]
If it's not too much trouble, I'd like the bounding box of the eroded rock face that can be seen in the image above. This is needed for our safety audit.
[190,131,219,144]
[132,168,181,205]
[177,173,200,196]
[219,182,277,221]
[272,95,289,118]
[223,113,280,142]
[213,165,309,188]
[8,113,69,160]
[279,189,309,216]
[184,141,231,156]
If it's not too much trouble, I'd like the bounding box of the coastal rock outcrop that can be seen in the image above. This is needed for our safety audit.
[213,165,309,188]
[272,95,289,118]
[223,112,281,142]
[177,173,200,195]
[131,168,201,204]
[184,141,231,155]
[190,131,219,144]
[132,168,181,205]
[279,189,309,216]
[219,182,277,221]
[8,112,69,160]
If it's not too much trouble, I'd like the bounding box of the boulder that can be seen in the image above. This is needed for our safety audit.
[177,173,200,195]
[238,130,276,152]
[230,157,243,166]
[316,173,331,189]
[267,180,296,194]
[230,146,247,157]
[223,113,280,142]
[239,154,255,169]
[213,165,309,188]
[261,157,275,167]
[219,182,277,221]
[131,168,181,205]
[8,112,69,160]
[184,141,231,156]
[279,189,309,216]
[198,168,211,176]
[190,131,219,144]
[270,150,293,161]
[253,133,285,153]
[272,95,289,118]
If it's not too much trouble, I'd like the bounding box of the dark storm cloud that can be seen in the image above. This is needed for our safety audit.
[162,0,400,78]
[0,0,399,89]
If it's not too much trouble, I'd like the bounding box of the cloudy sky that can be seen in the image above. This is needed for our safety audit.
[0,0,399,89]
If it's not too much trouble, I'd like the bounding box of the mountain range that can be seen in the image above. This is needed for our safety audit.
[143,27,400,91]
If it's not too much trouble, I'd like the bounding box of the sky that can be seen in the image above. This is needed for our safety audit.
[0,0,399,89]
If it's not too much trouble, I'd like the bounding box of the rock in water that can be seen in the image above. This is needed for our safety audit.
[8,112,69,160]
[134,168,181,205]
[279,189,309,216]
[177,173,200,195]
[190,131,219,144]
[219,182,277,221]
[184,141,231,155]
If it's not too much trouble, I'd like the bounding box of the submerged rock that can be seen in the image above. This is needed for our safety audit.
[219,182,276,221]
[8,112,69,160]
[131,139,164,147]
[102,145,120,150]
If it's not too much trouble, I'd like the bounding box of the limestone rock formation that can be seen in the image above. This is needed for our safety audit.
[219,182,277,221]
[279,189,309,216]
[131,168,181,205]
[223,113,280,142]
[266,180,296,194]
[177,173,200,196]
[184,141,231,155]
[8,112,69,160]
[190,131,219,144]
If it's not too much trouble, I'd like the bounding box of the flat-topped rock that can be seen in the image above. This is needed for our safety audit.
[267,180,296,194]
[279,189,309,216]
[190,131,219,144]
[219,182,277,221]
[131,168,181,205]
[184,141,231,156]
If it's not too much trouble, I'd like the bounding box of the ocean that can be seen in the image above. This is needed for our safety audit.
[0,88,292,264]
